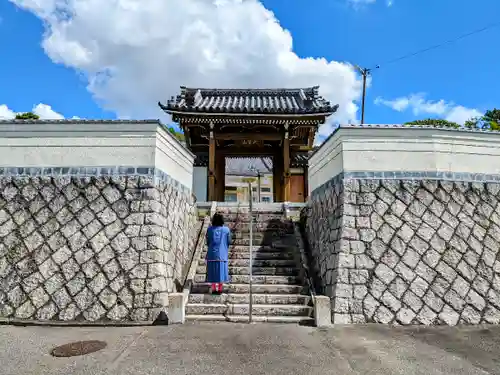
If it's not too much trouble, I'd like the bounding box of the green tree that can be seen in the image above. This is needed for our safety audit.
[15,112,40,120]
[404,118,460,128]
[168,126,185,142]
[464,109,500,131]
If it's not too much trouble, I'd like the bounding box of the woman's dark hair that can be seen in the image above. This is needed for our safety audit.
[211,213,224,227]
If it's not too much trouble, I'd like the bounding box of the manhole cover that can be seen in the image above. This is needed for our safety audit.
[50,340,107,357]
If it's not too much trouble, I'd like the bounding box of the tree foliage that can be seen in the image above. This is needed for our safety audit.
[168,126,185,142]
[464,109,500,131]
[404,118,460,128]
[406,108,500,132]
[15,112,40,120]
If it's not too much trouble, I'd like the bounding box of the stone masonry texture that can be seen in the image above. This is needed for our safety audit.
[304,177,500,325]
[0,174,197,322]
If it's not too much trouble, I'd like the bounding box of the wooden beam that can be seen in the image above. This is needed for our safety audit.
[215,133,281,141]
[294,145,313,151]
[219,148,275,156]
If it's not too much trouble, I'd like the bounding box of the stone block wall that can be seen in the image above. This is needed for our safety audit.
[304,174,500,325]
[0,168,197,322]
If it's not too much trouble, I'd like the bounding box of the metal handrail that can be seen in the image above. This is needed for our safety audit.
[287,204,318,298]
[298,206,320,296]
[248,183,254,324]
[182,202,217,307]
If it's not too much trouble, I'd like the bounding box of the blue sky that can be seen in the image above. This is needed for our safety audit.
[0,0,499,133]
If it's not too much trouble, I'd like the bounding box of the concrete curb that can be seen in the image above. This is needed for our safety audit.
[313,295,333,328]
[0,318,153,327]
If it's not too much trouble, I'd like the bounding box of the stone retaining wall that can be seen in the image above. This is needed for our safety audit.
[304,175,500,325]
[0,170,197,322]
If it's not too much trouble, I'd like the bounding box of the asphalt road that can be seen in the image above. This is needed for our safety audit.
[0,322,499,375]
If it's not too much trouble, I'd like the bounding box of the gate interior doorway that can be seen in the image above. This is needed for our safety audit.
[223,157,273,203]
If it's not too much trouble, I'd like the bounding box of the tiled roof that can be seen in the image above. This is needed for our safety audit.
[160,86,339,115]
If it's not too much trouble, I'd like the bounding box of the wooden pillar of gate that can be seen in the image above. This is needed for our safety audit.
[282,122,291,202]
[215,152,225,202]
[273,152,283,202]
[208,122,216,201]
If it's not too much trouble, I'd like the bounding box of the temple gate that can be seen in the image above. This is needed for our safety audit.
[159,86,338,202]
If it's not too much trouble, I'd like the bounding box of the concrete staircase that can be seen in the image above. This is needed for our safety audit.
[186,204,314,324]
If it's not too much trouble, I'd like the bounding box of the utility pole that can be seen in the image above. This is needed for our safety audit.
[355,66,371,125]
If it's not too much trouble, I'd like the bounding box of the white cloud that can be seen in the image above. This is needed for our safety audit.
[0,105,15,119]
[9,0,362,137]
[33,103,64,119]
[374,93,482,124]
[0,103,64,119]
[445,106,482,124]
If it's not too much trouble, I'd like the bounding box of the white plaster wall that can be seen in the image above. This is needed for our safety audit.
[308,130,344,192]
[154,127,194,189]
[0,121,158,167]
[309,126,500,192]
[0,120,195,188]
[341,127,500,174]
[193,167,208,201]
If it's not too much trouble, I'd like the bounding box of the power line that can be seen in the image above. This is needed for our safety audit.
[356,20,500,124]
[375,20,500,69]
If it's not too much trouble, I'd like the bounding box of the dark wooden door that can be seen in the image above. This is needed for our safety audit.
[289,175,305,202]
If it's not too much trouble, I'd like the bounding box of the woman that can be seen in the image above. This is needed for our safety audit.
[206,212,232,295]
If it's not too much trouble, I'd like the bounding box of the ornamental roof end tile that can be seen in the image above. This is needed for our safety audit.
[160,86,339,115]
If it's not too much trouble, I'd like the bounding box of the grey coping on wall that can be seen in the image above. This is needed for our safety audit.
[0,165,191,194]
[0,119,163,124]
[311,170,500,198]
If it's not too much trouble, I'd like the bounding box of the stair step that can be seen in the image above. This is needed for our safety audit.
[186,303,313,316]
[193,274,301,284]
[230,245,295,252]
[220,214,285,222]
[191,283,306,294]
[227,223,293,232]
[185,314,315,324]
[188,293,310,305]
[230,232,290,240]
[231,238,295,246]
[201,252,296,260]
[202,246,297,254]
[198,259,297,267]
[216,208,284,214]
[196,266,300,276]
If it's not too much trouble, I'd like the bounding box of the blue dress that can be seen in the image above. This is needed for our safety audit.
[206,225,231,283]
